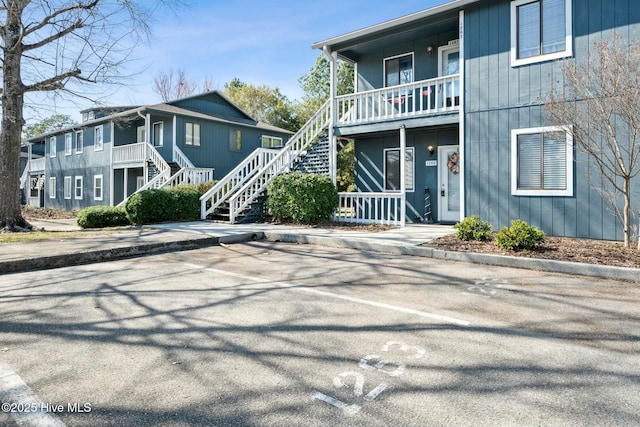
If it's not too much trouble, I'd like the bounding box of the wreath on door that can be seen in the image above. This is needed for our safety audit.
[447,152,460,174]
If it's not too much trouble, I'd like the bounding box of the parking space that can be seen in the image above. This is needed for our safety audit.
[1,241,639,426]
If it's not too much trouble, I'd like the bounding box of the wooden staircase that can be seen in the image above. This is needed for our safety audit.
[200,100,332,222]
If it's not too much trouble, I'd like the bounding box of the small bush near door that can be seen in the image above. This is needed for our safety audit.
[453,216,493,241]
[77,206,130,228]
[267,172,339,223]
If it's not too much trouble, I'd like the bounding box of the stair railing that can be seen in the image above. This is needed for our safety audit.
[227,100,331,223]
[116,143,171,206]
[164,167,214,188]
[173,145,195,168]
[199,147,279,219]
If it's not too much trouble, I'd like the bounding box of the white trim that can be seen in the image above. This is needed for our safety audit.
[510,0,573,67]
[383,52,414,87]
[438,145,462,222]
[94,125,104,151]
[94,174,104,201]
[64,176,72,199]
[261,135,283,148]
[49,177,56,199]
[186,122,201,146]
[383,146,415,192]
[458,10,465,222]
[510,125,574,196]
[64,133,72,156]
[74,175,83,200]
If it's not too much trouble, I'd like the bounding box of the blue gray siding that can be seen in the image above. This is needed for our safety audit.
[463,0,640,240]
[354,126,458,223]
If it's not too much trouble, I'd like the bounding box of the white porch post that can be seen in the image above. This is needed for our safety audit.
[323,46,338,185]
[400,125,406,227]
[123,167,128,198]
[458,9,466,222]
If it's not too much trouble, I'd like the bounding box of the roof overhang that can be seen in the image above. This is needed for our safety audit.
[312,0,479,53]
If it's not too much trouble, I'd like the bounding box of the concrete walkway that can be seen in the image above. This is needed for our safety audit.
[2,219,639,283]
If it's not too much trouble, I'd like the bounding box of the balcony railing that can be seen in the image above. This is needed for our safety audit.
[29,158,45,172]
[112,142,146,165]
[337,74,460,127]
[333,192,405,226]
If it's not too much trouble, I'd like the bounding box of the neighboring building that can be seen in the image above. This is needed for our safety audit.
[200,0,640,242]
[21,92,292,210]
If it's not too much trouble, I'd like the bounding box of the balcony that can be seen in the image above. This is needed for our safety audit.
[112,142,146,168]
[336,75,459,128]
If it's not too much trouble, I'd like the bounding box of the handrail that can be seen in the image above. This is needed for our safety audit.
[164,167,214,188]
[116,169,171,207]
[147,143,169,173]
[227,100,331,223]
[200,147,278,219]
[334,192,404,226]
[173,145,194,168]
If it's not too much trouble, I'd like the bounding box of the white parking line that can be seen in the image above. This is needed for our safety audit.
[0,361,65,427]
[184,263,471,327]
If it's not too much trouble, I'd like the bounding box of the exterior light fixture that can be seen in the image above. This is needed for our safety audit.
[427,46,434,56]
[428,145,435,155]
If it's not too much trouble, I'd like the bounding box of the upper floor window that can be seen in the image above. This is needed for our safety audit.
[94,125,104,151]
[65,133,72,156]
[262,135,283,148]
[511,0,572,66]
[75,130,83,154]
[384,53,413,87]
[511,126,574,196]
[137,125,146,143]
[185,122,201,146]
[153,122,163,147]
[229,129,242,151]
[50,136,57,158]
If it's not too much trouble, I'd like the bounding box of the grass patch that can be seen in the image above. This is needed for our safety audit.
[0,229,122,244]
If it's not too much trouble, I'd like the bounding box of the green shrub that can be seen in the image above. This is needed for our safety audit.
[267,172,339,223]
[495,219,545,251]
[76,206,130,229]
[175,180,217,196]
[125,187,200,225]
[453,215,493,241]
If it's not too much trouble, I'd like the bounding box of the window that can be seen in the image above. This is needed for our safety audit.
[94,126,103,151]
[74,176,83,200]
[94,175,103,201]
[229,129,242,151]
[137,125,146,143]
[511,126,573,196]
[511,0,572,66]
[262,135,283,148]
[185,122,201,146]
[65,133,72,156]
[384,53,413,87]
[49,177,56,199]
[153,122,163,147]
[384,147,415,192]
[75,130,83,154]
[64,176,72,199]
[50,136,57,158]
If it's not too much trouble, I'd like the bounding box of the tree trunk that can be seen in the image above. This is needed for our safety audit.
[623,178,630,248]
[0,4,30,231]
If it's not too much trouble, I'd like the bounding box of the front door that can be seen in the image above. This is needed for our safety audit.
[438,146,460,222]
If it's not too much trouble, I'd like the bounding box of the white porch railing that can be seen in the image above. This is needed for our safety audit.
[337,75,460,126]
[333,192,405,226]
[115,142,171,206]
[112,142,146,165]
[200,148,279,219]
[173,145,195,168]
[29,158,45,172]
[164,167,214,188]
[227,100,331,223]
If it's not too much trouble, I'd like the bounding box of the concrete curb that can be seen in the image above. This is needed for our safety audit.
[0,232,260,274]
[263,232,640,283]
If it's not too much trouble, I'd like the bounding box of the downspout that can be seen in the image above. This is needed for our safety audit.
[322,46,338,185]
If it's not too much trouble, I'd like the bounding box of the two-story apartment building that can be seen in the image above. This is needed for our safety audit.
[21,91,292,210]
[306,0,638,241]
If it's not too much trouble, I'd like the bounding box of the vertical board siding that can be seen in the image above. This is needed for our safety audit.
[464,0,639,240]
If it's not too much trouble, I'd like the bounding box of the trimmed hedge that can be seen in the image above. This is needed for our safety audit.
[495,219,545,251]
[76,206,130,229]
[453,215,493,241]
[125,187,201,225]
[267,172,339,223]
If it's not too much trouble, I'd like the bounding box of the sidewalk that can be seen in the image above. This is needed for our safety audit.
[1,219,639,283]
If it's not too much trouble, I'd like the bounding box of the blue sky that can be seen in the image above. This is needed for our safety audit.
[34,0,450,122]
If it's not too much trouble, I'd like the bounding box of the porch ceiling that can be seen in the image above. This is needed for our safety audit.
[334,17,459,62]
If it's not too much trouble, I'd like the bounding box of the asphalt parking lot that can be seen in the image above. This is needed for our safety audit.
[1,241,639,426]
